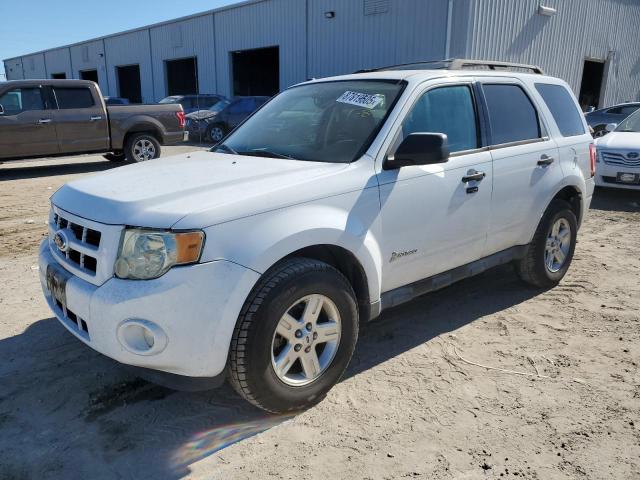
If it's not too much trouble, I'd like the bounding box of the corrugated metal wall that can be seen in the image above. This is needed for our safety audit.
[104,29,154,101]
[70,40,109,93]
[463,0,640,105]
[4,58,23,80]
[150,14,217,100]
[44,48,72,78]
[214,0,306,96]
[21,54,47,79]
[308,0,449,78]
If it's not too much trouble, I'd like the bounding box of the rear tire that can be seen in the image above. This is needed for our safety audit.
[207,124,226,144]
[125,133,161,162]
[229,258,359,414]
[516,199,577,288]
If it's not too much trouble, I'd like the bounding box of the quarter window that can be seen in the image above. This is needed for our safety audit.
[53,87,95,109]
[402,85,479,153]
[0,88,45,115]
[483,84,541,145]
[535,83,586,137]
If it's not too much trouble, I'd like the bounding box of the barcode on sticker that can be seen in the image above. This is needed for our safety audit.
[336,91,383,109]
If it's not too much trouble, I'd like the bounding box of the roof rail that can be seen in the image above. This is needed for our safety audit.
[355,58,545,75]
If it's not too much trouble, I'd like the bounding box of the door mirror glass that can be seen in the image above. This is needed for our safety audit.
[385,133,449,169]
[605,122,618,132]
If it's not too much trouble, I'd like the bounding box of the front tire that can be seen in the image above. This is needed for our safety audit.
[207,124,226,144]
[516,199,578,288]
[229,258,359,414]
[125,133,161,162]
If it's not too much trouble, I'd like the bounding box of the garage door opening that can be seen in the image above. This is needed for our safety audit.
[165,57,199,96]
[116,64,142,104]
[51,73,66,79]
[80,69,99,83]
[579,60,605,111]
[232,46,279,96]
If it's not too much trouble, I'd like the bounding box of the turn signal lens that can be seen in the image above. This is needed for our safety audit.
[589,144,597,177]
[175,231,205,264]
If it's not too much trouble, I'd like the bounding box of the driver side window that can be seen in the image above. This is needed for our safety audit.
[402,85,479,153]
[0,88,45,116]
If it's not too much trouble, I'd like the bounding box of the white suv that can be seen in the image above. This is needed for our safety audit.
[39,60,595,413]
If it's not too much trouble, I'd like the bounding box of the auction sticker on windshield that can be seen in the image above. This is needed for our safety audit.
[337,91,383,109]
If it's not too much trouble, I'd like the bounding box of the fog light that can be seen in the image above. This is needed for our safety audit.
[117,319,167,356]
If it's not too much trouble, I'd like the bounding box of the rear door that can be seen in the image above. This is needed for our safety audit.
[51,85,109,153]
[479,79,562,254]
[376,80,493,292]
[0,85,58,159]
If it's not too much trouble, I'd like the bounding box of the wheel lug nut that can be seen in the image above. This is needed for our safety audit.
[313,332,318,340]
[305,346,311,353]
[294,344,302,352]
[295,330,303,338]
[306,323,312,331]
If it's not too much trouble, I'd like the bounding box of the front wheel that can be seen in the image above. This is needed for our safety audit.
[516,199,578,288]
[125,133,162,162]
[206,124,226,144]
[229,258,359,414]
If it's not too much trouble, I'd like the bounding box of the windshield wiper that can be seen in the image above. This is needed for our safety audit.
[237,149,296,160]
[211,143,237,155]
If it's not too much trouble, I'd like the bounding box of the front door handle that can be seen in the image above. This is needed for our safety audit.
[38,118,52,124]
[90,116,103,121]
[537,154,554,166]
[461,170,486,183]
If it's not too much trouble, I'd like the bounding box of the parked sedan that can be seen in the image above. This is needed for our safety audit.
[595,109,640,190]
[159,94,226,114]
[185,96,269,143]
[586,102,640,137]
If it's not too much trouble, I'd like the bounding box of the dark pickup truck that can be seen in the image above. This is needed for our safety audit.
[0,79,187,162]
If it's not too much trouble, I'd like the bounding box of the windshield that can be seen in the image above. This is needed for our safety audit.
[215,80,406,163]
[209,99,230,113]
[159,96,181,104]
[616,109,640,132]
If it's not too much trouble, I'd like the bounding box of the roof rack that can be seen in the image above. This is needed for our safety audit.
[356,58,545,75]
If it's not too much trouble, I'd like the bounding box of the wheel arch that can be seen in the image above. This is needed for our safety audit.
[550,184,583,226]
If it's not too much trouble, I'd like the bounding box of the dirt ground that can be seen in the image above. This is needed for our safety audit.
[0,149,639,480]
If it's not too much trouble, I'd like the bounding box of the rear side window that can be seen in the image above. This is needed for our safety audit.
[535,83,585,137]
[402,85,479,153]
[483,84,541,145]
[0,88,45,115]
[54,87,95,109]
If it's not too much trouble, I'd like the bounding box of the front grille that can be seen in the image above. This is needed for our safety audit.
[51,212,102,275]
[600,150,640,168]
[53,298,90,337]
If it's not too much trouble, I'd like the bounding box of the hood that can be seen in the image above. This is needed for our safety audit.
[595,131,640,150]
[186,110,218,120]
[52,151,357,229]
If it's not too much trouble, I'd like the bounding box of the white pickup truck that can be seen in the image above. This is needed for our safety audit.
[39,60,595,413]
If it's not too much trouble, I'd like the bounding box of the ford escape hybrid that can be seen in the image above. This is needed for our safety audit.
[39,60,595,413]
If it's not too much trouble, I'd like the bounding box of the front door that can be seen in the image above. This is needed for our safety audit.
[0,85,58,159]
[376,81,492,293]
[51,85,109,154]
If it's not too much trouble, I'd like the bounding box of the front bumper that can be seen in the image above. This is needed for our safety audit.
[39,240,260,378]
[595,162,640,190]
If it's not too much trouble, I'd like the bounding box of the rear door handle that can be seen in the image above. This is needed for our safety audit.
[38,118,52,124]
[461,170,486,183]
[90,116,103,121]
[537,155,554,166]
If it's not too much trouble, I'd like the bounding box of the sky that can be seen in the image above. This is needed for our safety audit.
[0,0,240,79]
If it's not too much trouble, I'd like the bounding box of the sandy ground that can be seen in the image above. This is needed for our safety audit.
[0,149,639,480]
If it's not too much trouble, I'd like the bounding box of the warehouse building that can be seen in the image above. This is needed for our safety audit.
[4,0,640,110]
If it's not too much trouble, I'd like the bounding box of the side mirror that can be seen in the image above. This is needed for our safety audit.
[384,133,449,170]
[605,123,618,133]
[0,104,4,115]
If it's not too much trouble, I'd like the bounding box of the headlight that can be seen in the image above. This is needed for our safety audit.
[114,229,204,280]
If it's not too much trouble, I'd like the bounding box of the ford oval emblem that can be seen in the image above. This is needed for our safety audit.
[53,230,69,253]
[627,152,639,159]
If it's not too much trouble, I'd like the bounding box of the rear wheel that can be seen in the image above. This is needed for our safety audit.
[207,124,226,144]
[229,258,359,414]
[516,199,577,288]
[125,133,161,162]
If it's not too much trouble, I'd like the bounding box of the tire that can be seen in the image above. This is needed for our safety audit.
[229,258,359,414]
[103,152,126,162]
[516,199,578,288]
[124,133,161,162]
[206,124,226,144]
